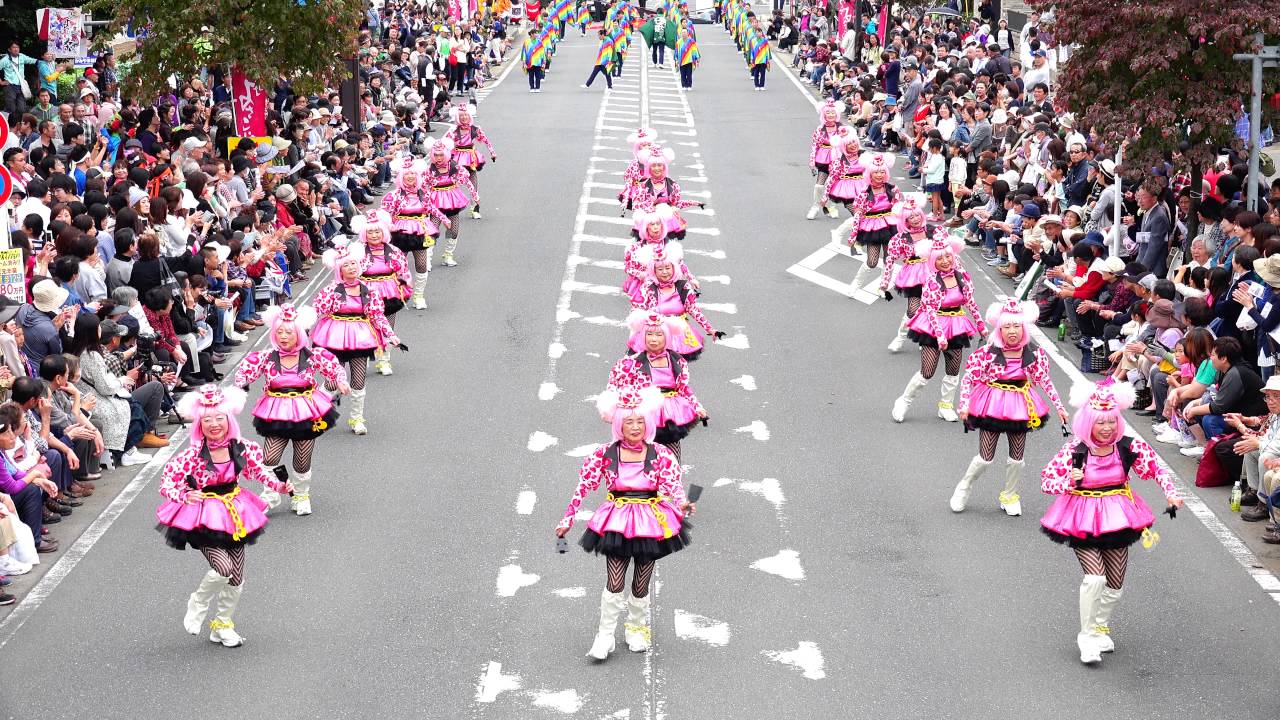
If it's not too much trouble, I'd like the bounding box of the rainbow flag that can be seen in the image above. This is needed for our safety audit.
[749,36,770,66]
[573,1,589,24]
[678,37,700,66]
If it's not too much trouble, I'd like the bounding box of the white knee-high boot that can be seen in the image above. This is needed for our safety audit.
[184,570,227,635]
[411,272,429,310]
[938,374,960,422]
[208,582,245,647]
[348,389,368,435]
[849,263,872,297]
[291,471,313,516]
[260,466,283,511]
[624,593,652,652]
[587,590,628,660]
[1093,587,1122,653]
[806,184,824,220]
[950,455,992,512]
[999,459,1025,516]
[834,215,856,242]
[1078,574,1107,664]
[891,372,929,422]
[887,314,910,352]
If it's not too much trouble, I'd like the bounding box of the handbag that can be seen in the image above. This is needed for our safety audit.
[1196,432,1241,487]
[158,258,182,300]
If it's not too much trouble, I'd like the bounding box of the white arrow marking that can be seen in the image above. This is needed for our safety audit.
[530,689,583,713]
[718,332,750,349]
[565,443,602,458]
[673,609,731,647]
[713,477,740,487]
[738,478,785,510]
[751,549,805,581]
[495,564,541,597]
[527,431,559,452]
[734,420,770,441]
[548,342,567,359]
[763,642,826,680]
[475,662,522,703]
[516,491,537,515]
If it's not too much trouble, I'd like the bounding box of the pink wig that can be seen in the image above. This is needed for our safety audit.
[895,196,926,234]
[639,241,685,283]
[860,151,896,175]
[448,102,477,124]
[632,207,672,242]
[818,100,840,123]
[177,384,247,447]
[392,156,427,192]
[322,241,367,273]
[1069,379,1135,449]
[829,126,860,155]
[639,144,675,170]
[625,308,678,354]
[261,303,318,353]
[596,385,663,442]
[428,136,455,161]
[356,209,394,245]
[626,127,658,153]
[984,298,1038,351]
[914,229,964,270]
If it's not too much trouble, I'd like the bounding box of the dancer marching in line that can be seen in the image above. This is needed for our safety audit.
[847,152,902,298]
[882,198,931,352]
[953,299,1068,516]
[448,104,498,219]
[382,158,451,310]
[358,210,412,373]
[631,145,704,241]
[425,137,479,268]
[234,304,349,516]
[1040,380,1182,665]
[619,127,658,213]
[807,101,844,220]
[636,243,723,360]
[156,385,294,647]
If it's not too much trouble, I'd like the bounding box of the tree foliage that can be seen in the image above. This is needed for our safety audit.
[1031,0,1280,173]
[85,0,367,97]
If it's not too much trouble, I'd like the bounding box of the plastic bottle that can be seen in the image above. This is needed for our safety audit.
[1057,319,1067,342]
[1230,480,1243,513]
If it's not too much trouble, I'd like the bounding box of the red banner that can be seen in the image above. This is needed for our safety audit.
[877,5,888,48]
[231,67,267,138]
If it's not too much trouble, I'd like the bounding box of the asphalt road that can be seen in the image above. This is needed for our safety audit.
[1,16,1278,720]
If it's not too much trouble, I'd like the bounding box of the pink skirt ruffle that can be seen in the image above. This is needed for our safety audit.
[312,317,380,352]
[430,188,471,212]
[587,498,685,539]
[1040,492,1156,541]
[966,384,1049,423]
[391,217,439,236]
[907,311,979,341]
[252,390,335,423]
[660,394,698,426]
[894,259,929,289]
[814,148,833,165]
[452,148,483,169]
[667,315,704,356]
[364,276,409,304]
[155,489,270,537]
[859,216,893,233]
[828,178,866,202]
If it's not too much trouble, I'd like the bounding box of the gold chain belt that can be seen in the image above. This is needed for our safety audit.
[864,209,892,219]
[905,257,925,264]
[195,486,247,541]
[396,213,430,220]
[432,184,458,191]
[362,272,397,281]
[266,387,314,398]
[988,380,1042,429]
[1069,484,1133,500]
[330,313,369,322]
[937,308,965,317]
[660,388,679,397]
[606,492,673,539]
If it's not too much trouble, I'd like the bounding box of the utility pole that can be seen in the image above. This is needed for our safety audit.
[1232,34,1279,212]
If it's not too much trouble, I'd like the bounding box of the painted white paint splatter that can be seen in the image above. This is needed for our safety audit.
[495,565,541,597]
[718,333,750,349]
[565,443,601,458]
[734,421,770,442]
[730,375,757,391]
[751,549,805,581]
[531,689,583,713]
[763,642,826,680]
[548,342,567,359]
[586,352,601,358]
[557,308,583,323]
[538,382,560,401]
[527,431,559,452]
[601,710,631,720]
[516,491,537,515]
[476,662,522,703]
[673,610,731,647]
[713,478,739,488]
[738,478,785,510]
[553,587,587,598]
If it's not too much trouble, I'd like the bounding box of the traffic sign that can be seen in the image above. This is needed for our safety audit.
[0,114,8,149]
[0,166,13,207]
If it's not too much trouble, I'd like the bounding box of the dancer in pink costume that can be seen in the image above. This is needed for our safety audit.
[381,156,451,309]
[234,303,349,516]
[846,151,902,296]
[952,299,1068,517]
[821,125,866,240]
[806,100,844,220]
[608,309,708,461]
[619,127,658,212]
[1040,380,1182,665]
[623,209,697,304]
[891,230,985,424]
[155,385,294,647]
[448,103,498,219]
[631,144,704,241]
[357,210,412,374]
[882,197,932,352]
[555,387,696,660]
[636,242,722,360]
[310,242,401,436]
[425,137,478,267]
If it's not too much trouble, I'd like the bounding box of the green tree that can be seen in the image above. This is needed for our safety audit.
[85,0,367,97]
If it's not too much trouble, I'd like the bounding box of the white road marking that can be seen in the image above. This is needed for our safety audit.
[738,478,785,510]
[751,549,805,581]
[734,420,770,441]
[516,490,538,515]
[495,564,541,597]
[763,642,826,680]
[552,586,587,598]
[601,711,632,720]
[476,662,523,703]
[548,342,567,359]
[565,443,602,458]
[527,431,560,452]
[717,331,750,349]
[673,609,731,647]
[713,477,740,487]
[530,689,584,713]
[698,274,730,285]
[730,374,757,391]
[698,301,738,314]
[539,382,561,400]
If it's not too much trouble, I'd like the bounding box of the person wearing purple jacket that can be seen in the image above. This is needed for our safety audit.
[0,403,60,554]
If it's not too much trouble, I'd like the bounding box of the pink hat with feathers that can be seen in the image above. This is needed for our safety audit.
[983,298,1038,350]
[260,303,319,352]
[913,228,964,267]
[626,127,658,151]
[177,384,248,446]
[625,308,679,354]
[638,241,684,282]
[322,240,367,271]
[829,125,860,154]
[1069,379,1136,448]
[639,144,675,168]
[860,151,895,173]
[595,385,664,442]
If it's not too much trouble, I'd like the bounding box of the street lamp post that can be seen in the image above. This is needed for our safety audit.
[1232,33,1279,212]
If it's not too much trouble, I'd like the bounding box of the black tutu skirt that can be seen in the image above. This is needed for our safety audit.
[382,298,405,316]
[855,225,896,247]
[1041,527,1144,550]
[326,347,378,362]
[814,162,830,175]
[390,230,434,254]
[907,329,973,349]
[654,418,700,445]
[964,414,1044,434]
[579,527,691,561]
[158,524,264,551]
[896,285,923,299]
[253,407,341,441]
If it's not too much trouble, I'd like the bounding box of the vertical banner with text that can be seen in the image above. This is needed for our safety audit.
[0,249,26,303]
[230,67,268,138]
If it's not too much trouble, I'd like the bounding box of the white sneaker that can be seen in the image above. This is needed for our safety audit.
[121,448,152,466]
[825,205,840,218]
[441,252,458,267]
[1151,422,1171,435]
[1154,430,1185,445]
[1179,445,1205,458]
[471,209,482,220]
[412,295,427,310]
[806,205,819,220]
[349,416,368,436]
[376,358,393,376]
[1177,435,1197,448]
[0,556,32,575]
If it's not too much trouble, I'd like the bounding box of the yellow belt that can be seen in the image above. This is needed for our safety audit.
[331,313,369,322]
[456,145,475,150]
[266,387,314,398]
[661,388,679,397]
[1069,484,1133,500]
[678,312,701,347]
[196,486,247,541]
[905,257,924,264]
[989,381,1042,429]
[433,184,458,191]
[937,309,965,317]
[842,173,863,180]
[363,272,397,281]
[865,209,892,219]
[606,492,673,538]
[397,213,430,220]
